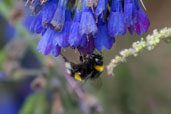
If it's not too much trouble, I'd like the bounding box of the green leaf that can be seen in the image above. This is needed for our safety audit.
[20,93,50,114]
[33,93,50,114]
[19,94,38,114]
[0,48,8,70]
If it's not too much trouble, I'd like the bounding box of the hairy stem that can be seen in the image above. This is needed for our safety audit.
[107,28,171,75]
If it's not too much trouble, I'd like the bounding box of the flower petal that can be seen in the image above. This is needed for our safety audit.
[37,28,55,55]
[108,12,126,37]
[95,24,115,51]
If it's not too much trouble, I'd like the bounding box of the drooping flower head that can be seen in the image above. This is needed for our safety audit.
[124,0,150,35]
[24,0,150,56]
[108,0,126,37]
[68,7,82,47]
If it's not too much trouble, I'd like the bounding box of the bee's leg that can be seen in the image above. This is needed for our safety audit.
[81,54,87,62]
[80,55,84,62]
[79,52,87,62]
[78,51,83,62]
[83,54,87,60]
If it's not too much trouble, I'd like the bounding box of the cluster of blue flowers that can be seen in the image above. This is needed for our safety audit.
[25,0,150,56]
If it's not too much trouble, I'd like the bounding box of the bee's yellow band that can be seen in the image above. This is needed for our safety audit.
[94,65,104,72]
[74,73,82,81]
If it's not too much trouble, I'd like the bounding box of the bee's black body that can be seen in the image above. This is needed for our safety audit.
[63,54,104,81]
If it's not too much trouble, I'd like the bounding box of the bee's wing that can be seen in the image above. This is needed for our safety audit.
[82,77,103,89]
[61,54,76,68]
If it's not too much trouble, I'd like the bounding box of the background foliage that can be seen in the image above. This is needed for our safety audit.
[0,0,171,114]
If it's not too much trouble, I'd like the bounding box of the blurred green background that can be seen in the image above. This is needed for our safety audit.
[0,0,171,114]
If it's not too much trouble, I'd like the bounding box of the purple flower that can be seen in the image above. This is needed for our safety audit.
[79,0,98,37]
[30,12,46,34]
[124,0,150,35]
[68,7,82,47]
[51,45,61,57]
[95,20,115,51]
[37,27,56,55]
[31,0,42,15]
[53,9,72,48]
[41,0,58,26]
[78,37,95,55]
[108,0,126,37]
[95,0,108,21]
[50,0,68,31]
[25,0,150,56]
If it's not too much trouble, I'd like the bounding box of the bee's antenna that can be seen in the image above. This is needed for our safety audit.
[60,53,75,66]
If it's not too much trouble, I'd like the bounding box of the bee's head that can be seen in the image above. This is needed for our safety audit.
[93,54,103,65]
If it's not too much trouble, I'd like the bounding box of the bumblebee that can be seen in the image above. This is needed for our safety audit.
[62,53,104,81]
